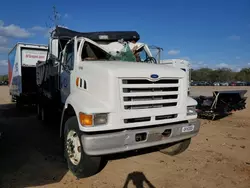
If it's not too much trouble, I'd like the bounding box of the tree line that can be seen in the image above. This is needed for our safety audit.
[191,68,250,82]
[0,75,8,82]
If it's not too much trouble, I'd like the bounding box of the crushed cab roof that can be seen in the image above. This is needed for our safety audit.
[51,26,140,42]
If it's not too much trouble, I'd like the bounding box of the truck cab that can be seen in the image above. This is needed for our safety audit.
[36,26,200,178]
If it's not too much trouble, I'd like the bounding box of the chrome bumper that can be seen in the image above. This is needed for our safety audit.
[81,119,200,156]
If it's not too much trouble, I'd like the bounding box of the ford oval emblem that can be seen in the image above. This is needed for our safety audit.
[150,74,159,79]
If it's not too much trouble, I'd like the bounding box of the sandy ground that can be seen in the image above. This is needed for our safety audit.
[0,86,250,188]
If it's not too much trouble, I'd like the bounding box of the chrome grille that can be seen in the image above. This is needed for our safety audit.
[120,78,180,110]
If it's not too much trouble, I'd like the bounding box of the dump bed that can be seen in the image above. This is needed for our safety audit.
[8,43,48,97]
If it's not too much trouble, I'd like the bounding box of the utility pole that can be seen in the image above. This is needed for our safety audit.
[45,5,63,34]
[149,45,164,64]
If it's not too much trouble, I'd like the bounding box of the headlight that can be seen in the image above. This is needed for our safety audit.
[79,113,108,126]
[187,106,197,116]
[94,113,108,125]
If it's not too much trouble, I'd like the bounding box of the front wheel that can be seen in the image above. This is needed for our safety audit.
[64,116,103,178]
[159,138,191,156]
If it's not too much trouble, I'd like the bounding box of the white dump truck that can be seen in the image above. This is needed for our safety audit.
[36,26,200,178]
[8,43,48,107]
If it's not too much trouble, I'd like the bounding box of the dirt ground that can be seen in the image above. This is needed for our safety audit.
[0,86,250,188]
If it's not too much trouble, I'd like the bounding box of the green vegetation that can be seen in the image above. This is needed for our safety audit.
[0,75,8,82]
[191,68,250,82]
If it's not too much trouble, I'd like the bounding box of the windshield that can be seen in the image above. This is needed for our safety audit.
[109,43,151,63]
[81,41,152,63]
[81,41,113,61]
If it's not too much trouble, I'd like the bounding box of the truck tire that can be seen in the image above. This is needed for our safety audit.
[159,138,191,156]
[64,116,102,178]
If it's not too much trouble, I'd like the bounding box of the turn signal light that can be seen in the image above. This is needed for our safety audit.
[76,77,80,87]
[79,113,93,126]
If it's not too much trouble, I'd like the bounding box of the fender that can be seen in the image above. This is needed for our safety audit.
[186,96,198,120]
[60,91,110,136]
[187,96,198,107]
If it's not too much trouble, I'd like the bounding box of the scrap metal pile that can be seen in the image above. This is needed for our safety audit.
[193,90,247,120]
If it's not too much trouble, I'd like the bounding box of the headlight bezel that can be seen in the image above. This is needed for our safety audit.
[187,106,197,116]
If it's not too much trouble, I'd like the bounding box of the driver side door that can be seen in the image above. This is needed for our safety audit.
[60,40,75,104]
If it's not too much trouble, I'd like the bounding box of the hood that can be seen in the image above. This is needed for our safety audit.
[80,61,186,78]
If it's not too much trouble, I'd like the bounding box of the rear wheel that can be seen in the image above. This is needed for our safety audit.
[64,116,103,178]
[159,138,191,156]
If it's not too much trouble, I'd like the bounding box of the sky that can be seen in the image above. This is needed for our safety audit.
[0,0,250,74]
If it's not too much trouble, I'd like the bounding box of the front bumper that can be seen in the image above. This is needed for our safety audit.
[81,119,200,156]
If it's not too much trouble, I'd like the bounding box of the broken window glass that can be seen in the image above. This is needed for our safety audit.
[112,43,136,62]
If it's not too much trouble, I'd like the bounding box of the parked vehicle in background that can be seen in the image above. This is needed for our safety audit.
[191,81,198,86]
[220,82,229,86]
[0,80,8,86]
[8,43,48,106]
[190,81,213,86]
[236,81,247,86]
[213,82,220,86]
[229,82,236,86]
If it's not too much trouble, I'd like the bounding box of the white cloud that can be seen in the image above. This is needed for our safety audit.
[0,36,8,45]
[0,60,7,66]
[29,26,51,38]
[0,46,10,53]
[216,63,229,68]
[30,26,47,32]
[168,50,180,55]
[228,35,240,40]
[0,21,31,38]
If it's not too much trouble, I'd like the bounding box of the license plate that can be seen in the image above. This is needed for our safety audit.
[182,125,195,133]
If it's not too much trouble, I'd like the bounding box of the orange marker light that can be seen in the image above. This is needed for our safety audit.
[76,77,80,87]
[79,113,93,126]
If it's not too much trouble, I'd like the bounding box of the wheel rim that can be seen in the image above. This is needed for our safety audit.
[66,130,82,165]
